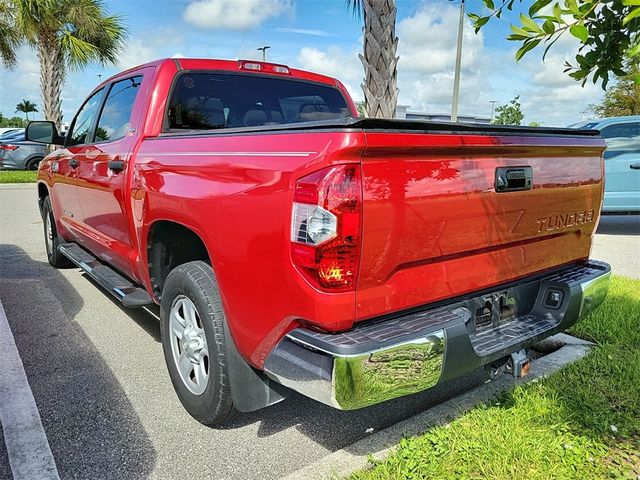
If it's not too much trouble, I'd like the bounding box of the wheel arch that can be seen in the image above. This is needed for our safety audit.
[146,220,212,301]
[37,182,49,218]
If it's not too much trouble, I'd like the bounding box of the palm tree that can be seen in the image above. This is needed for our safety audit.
[15,99,38,121]
[346,0,399,119]
[0,0,127,129]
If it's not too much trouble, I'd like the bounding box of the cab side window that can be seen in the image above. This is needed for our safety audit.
[66,89,104,146]
[601,122,640,160]
[95,76,143,142]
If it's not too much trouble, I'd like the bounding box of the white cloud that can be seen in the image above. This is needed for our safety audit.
[295,46,362,101]
[517,34,603,125]
[0,47,42,119]
[116,39,158,70]
[274,27,333,37]
[394,2,497,117]
[183,0,291,30]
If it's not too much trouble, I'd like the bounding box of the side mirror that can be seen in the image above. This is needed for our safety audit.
[26,121,65,145]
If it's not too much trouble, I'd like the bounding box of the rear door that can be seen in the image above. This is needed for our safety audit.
[356,129,606,320]
[75,72,148,277]
[600,121,640,211]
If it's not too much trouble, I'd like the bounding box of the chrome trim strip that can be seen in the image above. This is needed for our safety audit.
[141,151,315,157]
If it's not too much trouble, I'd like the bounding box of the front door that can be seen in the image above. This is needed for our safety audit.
[54,88,105,240]
[601,121,640,212]
[75,73,148,277]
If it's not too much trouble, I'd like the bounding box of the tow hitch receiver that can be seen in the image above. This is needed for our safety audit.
[505,349,530,378]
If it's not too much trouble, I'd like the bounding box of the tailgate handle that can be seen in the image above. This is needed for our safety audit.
[495,166,533,192]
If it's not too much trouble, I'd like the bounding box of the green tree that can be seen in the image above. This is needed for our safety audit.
[0,113,26,127]
[528,120,542,126]
[15,99,37,121]
[356,102,368,118]
[492,96,525,125]
[0,0,127,129]
[346,0,398,119]
[590,59,640,116]
[469,0,640,89]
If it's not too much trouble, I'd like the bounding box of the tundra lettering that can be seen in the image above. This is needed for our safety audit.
[536,209,595,233]
[30,58,611,425]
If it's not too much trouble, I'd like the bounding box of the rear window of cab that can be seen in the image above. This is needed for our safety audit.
[166,72,351,131]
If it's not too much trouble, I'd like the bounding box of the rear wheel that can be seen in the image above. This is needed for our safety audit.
[42,196,70,268]
[26,157,43,170]
[160,260,238,426]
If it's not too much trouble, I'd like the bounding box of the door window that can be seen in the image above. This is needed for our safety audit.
[600,122,640,159]
[66,89,105,146]
[94,76,143,142]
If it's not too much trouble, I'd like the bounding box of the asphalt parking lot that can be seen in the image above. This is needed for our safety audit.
[0,184,638,480]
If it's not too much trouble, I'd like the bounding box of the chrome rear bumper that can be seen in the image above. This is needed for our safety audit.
[264,260,610,410]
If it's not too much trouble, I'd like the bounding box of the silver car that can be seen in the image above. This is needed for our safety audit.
[0,132,48,170]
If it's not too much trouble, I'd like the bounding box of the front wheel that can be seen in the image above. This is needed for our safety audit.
[42,196,70,268]
[160,260,238,426]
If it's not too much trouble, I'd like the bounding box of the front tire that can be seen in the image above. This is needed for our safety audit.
[42,196,70,268]
[160,261,238,426]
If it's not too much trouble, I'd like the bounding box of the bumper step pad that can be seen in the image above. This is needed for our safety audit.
[58,243,153,307]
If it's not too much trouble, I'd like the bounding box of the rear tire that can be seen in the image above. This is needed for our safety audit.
[42,196,70,268]
[160,260,238,426]
[26,157,43,170]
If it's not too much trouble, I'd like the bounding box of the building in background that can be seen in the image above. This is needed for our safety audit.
[395,104,490,124]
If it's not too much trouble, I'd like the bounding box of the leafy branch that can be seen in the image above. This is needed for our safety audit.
[469,0,640,89]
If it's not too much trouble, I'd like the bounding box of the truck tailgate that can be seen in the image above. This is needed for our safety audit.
[356,129,606,320]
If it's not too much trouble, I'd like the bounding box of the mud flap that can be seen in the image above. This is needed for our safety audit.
[222,319,289,412]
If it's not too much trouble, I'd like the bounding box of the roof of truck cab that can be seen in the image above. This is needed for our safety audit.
[101,57,342,88]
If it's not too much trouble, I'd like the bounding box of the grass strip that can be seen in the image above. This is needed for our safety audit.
[0,171,38,183]
[350,275,640,480]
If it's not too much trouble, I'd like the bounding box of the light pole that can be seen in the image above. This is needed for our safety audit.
[489,100,497,122]
[450,0,465,122]
[257,46,271,62]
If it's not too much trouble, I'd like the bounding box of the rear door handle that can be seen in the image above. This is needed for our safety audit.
[631,163,640,170]
[69,158,79,168]
[108,160,125,172]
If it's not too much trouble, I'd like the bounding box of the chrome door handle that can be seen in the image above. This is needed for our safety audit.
[630,163,640,170]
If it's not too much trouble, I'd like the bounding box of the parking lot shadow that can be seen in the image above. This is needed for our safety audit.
[0,244,156,480]
[598,214,640,235]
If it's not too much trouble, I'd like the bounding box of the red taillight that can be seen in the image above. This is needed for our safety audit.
[0,144,19,151]
[291,164,362,291]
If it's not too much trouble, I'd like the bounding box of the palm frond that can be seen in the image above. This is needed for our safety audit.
[345,0,364,18]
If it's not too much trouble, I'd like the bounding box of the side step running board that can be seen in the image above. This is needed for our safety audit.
[59,243,154,307]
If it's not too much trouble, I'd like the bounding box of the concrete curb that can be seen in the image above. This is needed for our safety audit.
[282,334,592,480]
[0,183,37,190]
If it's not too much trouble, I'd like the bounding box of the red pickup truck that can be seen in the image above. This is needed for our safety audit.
[28,58,611,425]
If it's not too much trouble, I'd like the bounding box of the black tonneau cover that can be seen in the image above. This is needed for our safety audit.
[161,116,602,138]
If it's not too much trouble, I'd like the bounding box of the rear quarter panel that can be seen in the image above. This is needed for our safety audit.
[134,130,365,366]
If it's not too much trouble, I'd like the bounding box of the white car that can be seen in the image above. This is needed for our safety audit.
[570,116,640,213]
[0,127,24,137]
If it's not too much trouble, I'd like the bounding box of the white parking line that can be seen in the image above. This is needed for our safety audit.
[0,299,60,480]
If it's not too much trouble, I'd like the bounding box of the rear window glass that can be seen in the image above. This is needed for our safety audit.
[167,73,351,130]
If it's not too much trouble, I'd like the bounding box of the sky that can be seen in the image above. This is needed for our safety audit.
[0,0,606,126]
